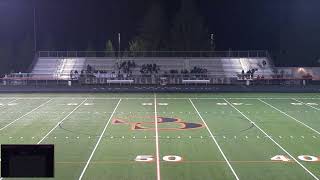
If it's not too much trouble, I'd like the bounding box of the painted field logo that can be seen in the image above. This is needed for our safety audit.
[112,116,203,131]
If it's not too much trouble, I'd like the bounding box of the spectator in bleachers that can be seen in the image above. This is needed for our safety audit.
[140,64,160,74]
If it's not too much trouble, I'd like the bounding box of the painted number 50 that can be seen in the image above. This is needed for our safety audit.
[135,155,182,162]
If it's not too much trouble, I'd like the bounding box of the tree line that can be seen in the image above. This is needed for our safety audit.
[0,0,211,75]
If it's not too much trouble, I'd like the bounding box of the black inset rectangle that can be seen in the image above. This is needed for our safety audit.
[1,144,54,178]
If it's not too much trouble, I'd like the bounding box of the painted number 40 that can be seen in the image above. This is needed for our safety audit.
[135,155,182,162]
[271,155,320,162]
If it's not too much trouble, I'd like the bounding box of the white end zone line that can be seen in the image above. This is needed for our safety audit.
[258,99,320,135]
[0,99,53,131]
[189,99,240,180]
[292,98,320,111]
[154,93,161,180]
[224,99,319,180]
[37,98,88,144]
[78,99,121,180]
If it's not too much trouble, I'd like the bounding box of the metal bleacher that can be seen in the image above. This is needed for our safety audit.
[31,57,86,80]
[32,51,274,80]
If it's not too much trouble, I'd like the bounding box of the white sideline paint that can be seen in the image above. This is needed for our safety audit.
[224,99,319,180]
[78,99,121,180]
[1,97,320,100]
[258,99,320,135]
[37,99,88,144]
[154,94,161,180]
[189,99,240,180]
[0,99,53,131]
[292,98,320,111]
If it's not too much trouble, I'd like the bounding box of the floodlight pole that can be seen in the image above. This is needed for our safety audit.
[118,33,121,60]
[33,0,37,55]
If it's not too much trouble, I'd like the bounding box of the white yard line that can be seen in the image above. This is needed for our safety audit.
[0,99,53,131]
[37,98,88,144]
[154,93,161,180]
[292,98,320,111]
[224,99,319,180]
[258,99,320,135]
[78,99,121,180]
[189,99,240,180]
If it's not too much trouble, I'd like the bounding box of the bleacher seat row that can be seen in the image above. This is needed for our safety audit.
[31,56,274,80]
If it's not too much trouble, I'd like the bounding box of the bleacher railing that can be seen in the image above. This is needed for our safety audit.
[1,75,316,87]
[38,50,269,58]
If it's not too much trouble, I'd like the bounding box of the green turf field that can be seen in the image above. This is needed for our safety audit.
[0,93,320,180]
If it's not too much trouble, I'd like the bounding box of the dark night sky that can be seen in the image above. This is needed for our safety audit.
[0,0,320,66]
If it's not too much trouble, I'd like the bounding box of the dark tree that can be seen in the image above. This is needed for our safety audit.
[170,0,209,51]
[42,33,55,51]
[86,41,96,56]
[15,34,34,72]
[0,44,13,74]
[135,0,169,51]
[129,37,147,52]
[105,40,115,57]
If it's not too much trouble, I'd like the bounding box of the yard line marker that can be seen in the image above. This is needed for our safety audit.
[78,99,121,180]
[259,99,320,135]
[224,99,319,180]
[189,99,240,180]
[0,99,18,109]
[0,99,53,131]
[154,93,161,180]
[292,98,320,111]
[37,99,88,144]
